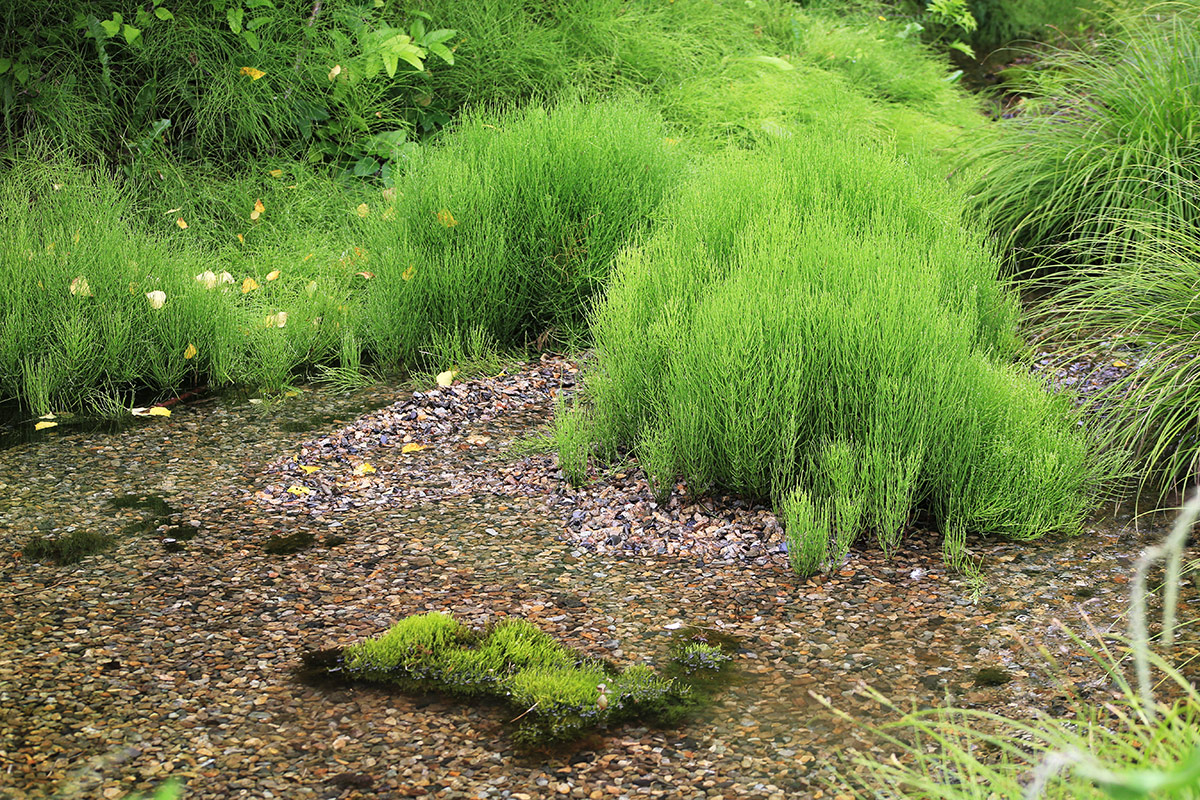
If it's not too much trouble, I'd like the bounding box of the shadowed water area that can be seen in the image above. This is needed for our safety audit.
[0,361,1194,800]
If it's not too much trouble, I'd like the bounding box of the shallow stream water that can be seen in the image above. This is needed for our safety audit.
[0,372,1193,800]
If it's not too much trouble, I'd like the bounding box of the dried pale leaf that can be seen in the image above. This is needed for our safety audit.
[146,290,167,309]
[401,443,426,454]
[353,463,376,476]
[176,217,188,229]
[356,203,370,218]
[266,269,280,281]
[248,398,264,405]
[34,421,57,431]
[147,406,171,417]
[240,66,266,80]
[328,64,342,81]
[286,485,313,496]
[195,270,218,289]
[242,277,259,293]
[355,271,375,279]
[183,343,198,360]
[69,276,93,297]
[300,465,320,474]
[166,207,182,215]
[130,407,149,416]
[466,435,490,446]
[436,369,457,387]
[38,413,55,420]
[219,271,235,284]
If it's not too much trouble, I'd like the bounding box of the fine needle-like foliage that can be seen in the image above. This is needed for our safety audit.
[576,133,1117,572]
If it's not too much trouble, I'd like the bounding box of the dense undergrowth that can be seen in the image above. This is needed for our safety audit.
[963,0,1200,499]
[572,135,1114,572]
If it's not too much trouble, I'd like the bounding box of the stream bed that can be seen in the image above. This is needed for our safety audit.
[0,360,1193,800]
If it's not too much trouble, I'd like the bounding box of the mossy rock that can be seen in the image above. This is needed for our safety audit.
[308,612,735,745]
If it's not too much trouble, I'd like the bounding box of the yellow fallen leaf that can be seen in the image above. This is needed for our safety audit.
[466,434,491,446]
[184,343,198,360]
[436,369,457,387]
[147,406,171,417]
[242,277,259,293]
[176,217,188,229]
[240,66,266,80]
[328,64,342,81]
[146,290,167,309]
[382,206,396,221]
[68,276,93,297]
[237,233,245,244]
[1113,360,1129,368]
[266,269,280,281]
[401,443,426,454]
[250,198,265,222]
[34,421,57,431]
[353,463,376,476]
[436,209,458,227]
[302,253,314,262]
[356,203,370,218]
[166,207,182,215]
[284,390,299,398]
[300,465,321,474]
[269,169,283,178]
[402,265,416,281]
[355,271,375,279]
[287,485,313,496]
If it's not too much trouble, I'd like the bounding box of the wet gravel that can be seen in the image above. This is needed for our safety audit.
[1,358,1195,800]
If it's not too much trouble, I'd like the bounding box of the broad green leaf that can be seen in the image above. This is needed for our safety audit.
[246,15,272,31]
[243,30,261,51]
[429,43,454,65]
[423,29,456,46]
[226,7,244,34]
[122,24,142,45]
[381,52,398,78]
[352,156,379,177]
[154,7,174,20]
[100,14,121,37]
[0,58,11,75]
[410,18,426,40]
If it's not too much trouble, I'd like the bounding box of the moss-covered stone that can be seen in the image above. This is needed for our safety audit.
[307,612,735,745]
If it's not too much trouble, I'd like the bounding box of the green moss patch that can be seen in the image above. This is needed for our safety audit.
[305,612,735,745]
[22,529,115,565]
[263,531,317,555]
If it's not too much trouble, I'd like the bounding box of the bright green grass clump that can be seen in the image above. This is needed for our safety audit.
[576,135,1115,572]
[334,612,731,744]
[962,2,1200,274]
[358,97,685,367]
[0,156,363,412]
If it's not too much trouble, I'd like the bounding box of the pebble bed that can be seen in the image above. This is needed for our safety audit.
[0,357,1193,800]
